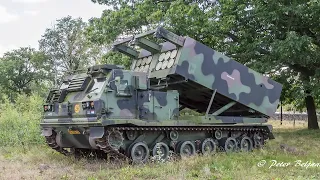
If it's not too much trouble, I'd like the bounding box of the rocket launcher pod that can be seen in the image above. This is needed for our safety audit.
[112,27,283,120]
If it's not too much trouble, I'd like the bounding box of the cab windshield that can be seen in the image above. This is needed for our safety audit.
[87,78,106,94]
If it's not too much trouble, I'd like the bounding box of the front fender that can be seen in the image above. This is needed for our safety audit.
[89,127,105,138]
[88,126,105,149]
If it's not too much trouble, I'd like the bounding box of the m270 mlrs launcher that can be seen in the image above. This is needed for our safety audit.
[40,27,283,163]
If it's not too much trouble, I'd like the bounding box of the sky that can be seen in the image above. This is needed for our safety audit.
[0,0,108,56]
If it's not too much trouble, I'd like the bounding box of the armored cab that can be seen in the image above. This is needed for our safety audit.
[40,27,283,163]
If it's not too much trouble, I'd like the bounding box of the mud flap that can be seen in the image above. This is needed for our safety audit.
[89,127,105,149]
[41,128,53,137]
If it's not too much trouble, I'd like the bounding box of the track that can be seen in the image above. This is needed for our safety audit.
[45,125,270,163]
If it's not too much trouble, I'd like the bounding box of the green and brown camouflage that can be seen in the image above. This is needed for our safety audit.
[40,27,282,162]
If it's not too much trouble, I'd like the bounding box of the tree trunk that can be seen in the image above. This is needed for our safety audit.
[305,93,319,129]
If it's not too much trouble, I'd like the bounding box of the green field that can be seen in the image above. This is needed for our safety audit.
[1,120,320,180]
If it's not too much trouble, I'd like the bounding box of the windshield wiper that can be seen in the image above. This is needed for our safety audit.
[87,87,98,94]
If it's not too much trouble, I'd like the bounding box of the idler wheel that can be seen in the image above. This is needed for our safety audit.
[240,136,253,152]
[130,142,150,164]
[201,138,217,154]
[177,141,196,157]
[152,142,170,161]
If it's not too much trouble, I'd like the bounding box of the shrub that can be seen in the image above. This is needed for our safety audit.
[0,93,45,146]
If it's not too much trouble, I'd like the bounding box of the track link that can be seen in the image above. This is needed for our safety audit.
[45,132,71,156]
[95,133,129,161]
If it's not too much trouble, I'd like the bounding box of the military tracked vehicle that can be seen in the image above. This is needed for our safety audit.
[40,27,283,163]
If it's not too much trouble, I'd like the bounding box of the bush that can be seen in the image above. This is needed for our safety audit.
[180,108,203,116]
[0,93,45,146]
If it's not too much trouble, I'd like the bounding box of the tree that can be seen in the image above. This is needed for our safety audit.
[88,0,320,129]
[39,15,106,84]
[99,51,132,69]
[0,47,51,100]
[208,0,320,129]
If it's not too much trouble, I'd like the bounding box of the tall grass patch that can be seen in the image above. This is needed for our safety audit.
[0,94,45,146]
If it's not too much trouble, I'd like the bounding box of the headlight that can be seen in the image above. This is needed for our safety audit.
[43,105,54,112]
[82,101,94,109]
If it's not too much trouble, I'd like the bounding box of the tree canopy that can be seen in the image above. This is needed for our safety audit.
[0,16,107,99]
[0,47,51,100]
[87,0,320,129]
[39,15,106,84]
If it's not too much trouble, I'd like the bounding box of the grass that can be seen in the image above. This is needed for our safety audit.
[1,120,320,180]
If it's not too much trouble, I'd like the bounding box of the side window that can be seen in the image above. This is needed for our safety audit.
[115,78,132,96]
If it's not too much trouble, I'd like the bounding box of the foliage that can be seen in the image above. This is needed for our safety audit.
[0,47,52,100]
[0,93,45,146]
[180,108,203,116]
[86,0,215,45]
[99,51,132,69]
[87,0,320,128]
[39,15,106,83]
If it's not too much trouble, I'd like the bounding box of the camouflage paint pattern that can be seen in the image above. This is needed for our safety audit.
[40,27,282,154]
[129,32,282,118]
[42,27,283,127]
[42,65,269,126]
[174,37,282,117]
[43,66,180,125]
